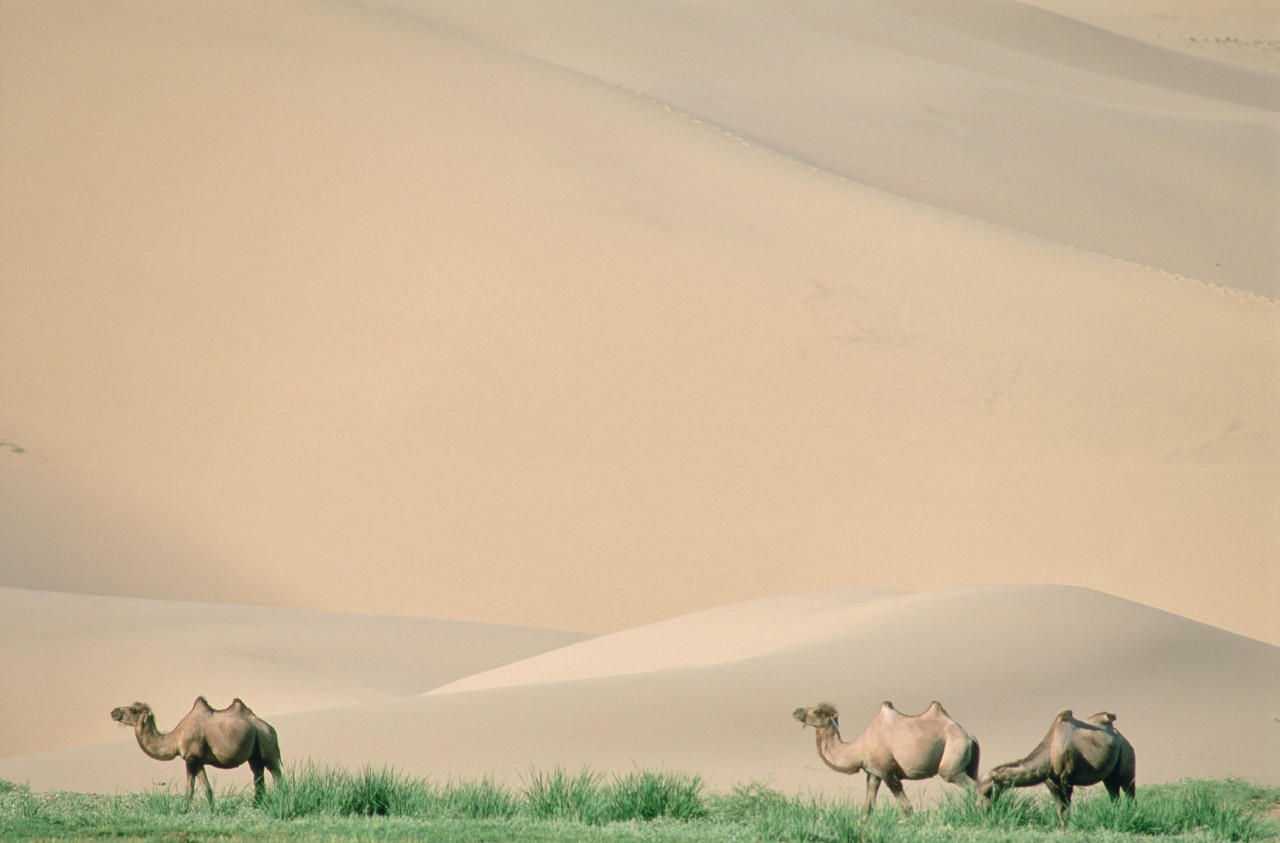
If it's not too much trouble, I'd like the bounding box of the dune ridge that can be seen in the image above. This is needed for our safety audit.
[366,0,1280,295]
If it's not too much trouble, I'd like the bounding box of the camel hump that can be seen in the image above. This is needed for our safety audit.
[194,696,213,710]
[1092,711,1117,726]
[1054,709,1073,722]
[230,698,253,713]
[878,701,902,723]
[927,700,947,716]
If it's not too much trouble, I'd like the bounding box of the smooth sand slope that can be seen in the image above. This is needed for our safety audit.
[374,0,1279,295]
[1022,0,1280,73]
[1,0,1275,643]
[1,586,1275,799]
[0,588,587,760]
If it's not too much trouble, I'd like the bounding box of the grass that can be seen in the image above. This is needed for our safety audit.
[1,768,1275,842]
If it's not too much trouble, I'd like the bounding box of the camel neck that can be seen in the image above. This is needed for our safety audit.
[816,724,864,774]
[133,716,181,761]
[994,753,1051,786]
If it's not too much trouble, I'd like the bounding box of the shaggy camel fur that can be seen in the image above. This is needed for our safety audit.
[111,697,283,806]
[979,709,1135,822]
[793,701,981,813]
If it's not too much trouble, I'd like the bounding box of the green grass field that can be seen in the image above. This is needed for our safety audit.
[2,767,1276,842]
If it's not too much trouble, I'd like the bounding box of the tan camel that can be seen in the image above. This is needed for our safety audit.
[793,701,981,813]
[979,709,1135,822]
[111,696,283,806]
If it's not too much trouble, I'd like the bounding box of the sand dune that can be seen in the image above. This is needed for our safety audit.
[1021,0,1280,73]
[426,588,904,693]
[2,586,1275,799]
[370,0,1279,295]
[1,0,1274,644]
[0,588,586,760]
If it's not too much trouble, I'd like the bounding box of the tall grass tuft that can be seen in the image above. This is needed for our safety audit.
[707,779,793,823]
[340,765,431,816]
[259,762,436,819]
[604,770,707,822]
[439,775,520,820]
[522,766,607,823]
[934,788,1056,830]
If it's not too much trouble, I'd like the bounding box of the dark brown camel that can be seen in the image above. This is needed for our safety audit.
[979,709,1135,822]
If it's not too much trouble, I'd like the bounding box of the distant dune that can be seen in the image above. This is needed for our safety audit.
[1,586,1275,799]
[371,0,1280,295]
[0,587,586,759]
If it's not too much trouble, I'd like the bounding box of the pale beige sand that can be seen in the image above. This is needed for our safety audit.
[1,586,1275,800]
[0,0,1275,646]
[0,588,586,760]
[371,0,1280,295]
[1021,0,1280,72]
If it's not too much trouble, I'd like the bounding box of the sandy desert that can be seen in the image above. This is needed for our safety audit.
[0,0,1277,802]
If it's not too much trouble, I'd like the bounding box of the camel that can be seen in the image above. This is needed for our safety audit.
[111,696,283,806]
[979,709,1135,822]
[793,701,981,814]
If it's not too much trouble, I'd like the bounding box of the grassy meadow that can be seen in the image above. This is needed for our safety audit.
[1,767,1276,842]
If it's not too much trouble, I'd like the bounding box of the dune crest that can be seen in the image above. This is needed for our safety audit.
[426,589,903,694]
[367,0,1280,294]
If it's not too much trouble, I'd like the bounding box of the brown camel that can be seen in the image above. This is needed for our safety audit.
[111,697,283,806]
[793,701,981,813]
[979,709,1135,822]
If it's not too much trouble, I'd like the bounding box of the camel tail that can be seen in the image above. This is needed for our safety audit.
[968,739,981,782]
[252,723,283,773]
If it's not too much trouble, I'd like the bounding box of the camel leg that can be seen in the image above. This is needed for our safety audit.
[884,777,913,815]
[1104,769,1135,801]
[1046,778,1072,826]
[196,766,214,809]
[250,759,267,803]
[863,774,882,813]
[184,759,213,809]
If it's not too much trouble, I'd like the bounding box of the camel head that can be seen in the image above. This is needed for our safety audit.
[793,703,839,732]
[978,772,1000,801]
[110,702,153,728]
